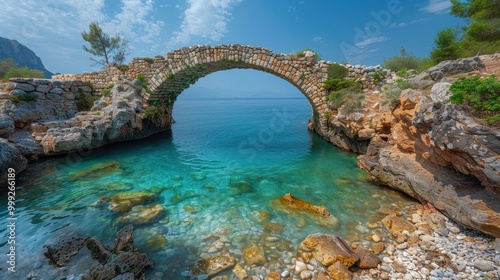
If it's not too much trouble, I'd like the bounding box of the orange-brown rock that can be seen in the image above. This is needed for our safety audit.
[270,193,339,229]
[116,204,166,227]
[192,255,236,276]
[97,191,158,212]
[328,260,352,280]
[242,245,266,265]
[297,234,359,268]
[382,213,416,235]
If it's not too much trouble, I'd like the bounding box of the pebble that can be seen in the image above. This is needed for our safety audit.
[472,260,495,271]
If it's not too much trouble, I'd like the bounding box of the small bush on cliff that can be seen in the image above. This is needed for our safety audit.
[10,92,38,103]
[381,78,414,105]
[75,93,99,111]
[449,75,500,125]
[325,64,362,112]
[144,105,159,118]
[383,48,434,72]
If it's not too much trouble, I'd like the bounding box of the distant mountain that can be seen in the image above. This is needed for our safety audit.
[0,37,53,78]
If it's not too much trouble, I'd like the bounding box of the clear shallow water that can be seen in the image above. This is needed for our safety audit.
[1,97,417,279]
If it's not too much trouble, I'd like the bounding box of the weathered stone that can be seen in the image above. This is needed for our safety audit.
[86,237,112,264]
[192,255,236,276]
[0,114,14,136]
[144,235,168,252]
[297,234,359,268]
[328,260,352,280]
[6,82,35,92]
[113,224,135,253]
[116,204,166,227]
[243,245,266,265]
[382,213,416,235]
[232,264,247,280]
[0,138,27,188]
[353,246,381,269]
[43,235,89,267]
[84,251,154,279]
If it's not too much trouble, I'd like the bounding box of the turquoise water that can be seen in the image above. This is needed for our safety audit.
[0,97,417,279]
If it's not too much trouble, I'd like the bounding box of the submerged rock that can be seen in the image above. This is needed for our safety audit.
[116,204,166,227]
[97,190,158,212]
[144,235,168,252]
[243,245,267,265]
[192,255,236,276]
[67,161,122,181]
[270,193,339,229]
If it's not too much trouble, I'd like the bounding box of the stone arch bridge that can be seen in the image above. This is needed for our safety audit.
[147,44,331,134]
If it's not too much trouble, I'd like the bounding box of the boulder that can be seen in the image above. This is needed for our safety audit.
[382,213,416,235]
[84,251,154,280]
[0,138,28,187]
[0,114,14,137]
[353,246,381,269]
[327,260,352,280]
[192,255,236,276]
[113,224,135,253]
[243,245,266,265]
[116,204,166,227]
[43,235,89,267]
[297,234,359,268]
[86,237,112,265]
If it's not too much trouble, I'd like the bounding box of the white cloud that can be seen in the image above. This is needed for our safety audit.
[354,36,387,48]
[313,36,323,42]
[169,0,242,45]
[389,18,429,29]
[102,0,164,44]
[420,0,451,14]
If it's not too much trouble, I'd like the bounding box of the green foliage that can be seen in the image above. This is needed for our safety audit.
[143,57,155,64]
[324,78,359,92]
[296,48,320,62]
[327,64,349,79]
[449,75,500,125]
[117,65,129,73]
[0,59,44,80]
[381,78,414,105]
[343,94,365,114]
[0,58,17,78]
[383,48,434,72]
[451,0,500,40]
[396,68,411,79]
[324,109,332,119]
[369,70,384,84]
[75,93,99,111]
[10,92,38,103]
[167,73,174,79]
[431,27,461,63]
[144,105,159,118]
[102,89,111,96]
[82,21,129,67]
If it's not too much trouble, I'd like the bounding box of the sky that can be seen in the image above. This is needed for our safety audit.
[0,0,465,98]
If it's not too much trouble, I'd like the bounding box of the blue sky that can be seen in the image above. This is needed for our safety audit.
[0,0,465,97]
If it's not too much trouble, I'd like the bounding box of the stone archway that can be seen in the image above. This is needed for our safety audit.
[145,45,331,135]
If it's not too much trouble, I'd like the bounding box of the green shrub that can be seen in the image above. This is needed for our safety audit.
[342,94,365,114]
[117,65,129,73]
[75,94,99,111]
[10,92,38,103]
[396,68,410,78]
[2,66,44,80]
[102,89,111,96]
[143,57,154,64]
[449,75,500,125]
[383,48,434,72]
[144,105,159,118]
[327,64,349,79]
[381,78,413,105]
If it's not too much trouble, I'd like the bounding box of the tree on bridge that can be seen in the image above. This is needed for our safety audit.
[81,21,129,67]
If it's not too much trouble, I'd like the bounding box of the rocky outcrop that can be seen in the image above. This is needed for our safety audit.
[358,88,500,237]
[0,76,171,187]
[37,77,170,154]
[43,224,154,279]
[410,56,485,88]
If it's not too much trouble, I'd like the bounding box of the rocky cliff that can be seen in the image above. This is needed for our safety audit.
[324,54,500,237]
[0,37,53,78]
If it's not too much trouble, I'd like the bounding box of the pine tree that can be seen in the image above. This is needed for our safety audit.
[81,22,129,67]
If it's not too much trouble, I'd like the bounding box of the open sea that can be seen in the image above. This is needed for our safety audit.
[0,96,417,279]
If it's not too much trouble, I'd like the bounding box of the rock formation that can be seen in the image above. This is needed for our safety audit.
[0,76,171,186]
[320,54,500,238]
